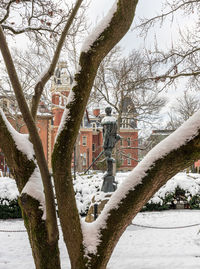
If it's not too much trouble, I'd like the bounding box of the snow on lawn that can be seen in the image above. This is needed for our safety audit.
[1,210,200,269]
[108,210,200,269]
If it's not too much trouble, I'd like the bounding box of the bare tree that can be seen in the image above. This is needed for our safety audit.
[135,0,200,91]
[92,47,166,127]
[1,1,200,269]
[166,90,200,129]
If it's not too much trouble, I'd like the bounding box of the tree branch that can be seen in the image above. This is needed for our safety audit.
[0,0,16,24]
[0,25,58,244]
[52,0,139,267]
[0,109,61,267]
[89,109,200,267]
[136,0,200,35]
[31,0,83,120]
[0,109,36,190]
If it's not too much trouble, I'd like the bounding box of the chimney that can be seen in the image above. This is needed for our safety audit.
[93,108,100,117]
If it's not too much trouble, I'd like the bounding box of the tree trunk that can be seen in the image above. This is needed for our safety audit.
[19,194,61,269]
[0,112,61,269]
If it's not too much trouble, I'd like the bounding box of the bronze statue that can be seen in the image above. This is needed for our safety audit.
[101,107,121,192]
[102,107,121,157]
[84,106,121,192]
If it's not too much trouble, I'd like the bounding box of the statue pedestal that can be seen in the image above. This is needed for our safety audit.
[101,175,117,192]
[85,173,117,222]
[85,193,111,223]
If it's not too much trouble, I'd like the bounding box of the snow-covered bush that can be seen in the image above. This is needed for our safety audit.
[1,172,200,218]
[74,172,200,214]
[144,173,200,211]
[0,177,21,219]
[73,173,103,215]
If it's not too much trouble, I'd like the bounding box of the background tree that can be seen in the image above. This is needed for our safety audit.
[165,90,200,129]
[135,0,200,91]
[1,1,200,269]
[92,47,166,127]
[91,46,166,166]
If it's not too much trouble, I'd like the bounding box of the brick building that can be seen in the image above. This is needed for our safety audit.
[51,62,139,171]
[0,62,139,174]
[0,96,52,174]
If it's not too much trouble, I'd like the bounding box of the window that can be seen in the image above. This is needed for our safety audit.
[121,119,126,129]
[120,138,123,146]
[92,143,95,152]
[57,78,61,85]
[92,123,96,131]
[120,118,131,129]
[59,96,62,105]
[62,77,68,85]
[127,154,131,165]
[127,137,131,147]
[121,118,130,129]
[82,136,87,146]
[83,153,87,166]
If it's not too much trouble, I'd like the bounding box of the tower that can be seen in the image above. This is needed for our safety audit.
[51,61,72,146]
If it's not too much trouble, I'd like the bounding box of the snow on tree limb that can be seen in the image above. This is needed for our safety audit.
[0,109,34,160]
[52,0,139,266]
[82,109,200,255]
[81,1,118,53]
[0,109,45,213]
[22,166,46,219]
[55,83,76,141]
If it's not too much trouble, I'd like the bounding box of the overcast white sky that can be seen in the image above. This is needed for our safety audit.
[6,0,199,127]
[88,0,196,54]
[88,0,161,52]
[88,0,198,128]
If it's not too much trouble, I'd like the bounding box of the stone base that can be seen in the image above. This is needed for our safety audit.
[85,193,111,223]
[101,175,117,192]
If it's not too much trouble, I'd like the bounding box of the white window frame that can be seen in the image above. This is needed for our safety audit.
[82,136,87,146]
[83,152,87,166]
[127,154,131,165]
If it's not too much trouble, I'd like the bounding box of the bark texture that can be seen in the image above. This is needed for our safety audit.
[0,113,61,269]
[0,25,58,244]
[2,0,200,269]
[52,0,139,268]
[87,127,200,269]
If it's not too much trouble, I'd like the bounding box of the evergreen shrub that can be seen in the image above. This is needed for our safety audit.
[0,198,21,219]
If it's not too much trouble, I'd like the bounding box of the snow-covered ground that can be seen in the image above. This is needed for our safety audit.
[1,210,200,269]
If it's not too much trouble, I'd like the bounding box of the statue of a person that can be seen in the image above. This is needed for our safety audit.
[101,107,121,192]
[102,107,121,159]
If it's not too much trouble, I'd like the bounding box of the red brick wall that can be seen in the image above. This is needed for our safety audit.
[79,130,93,169]
[8,116,50,163]
[92,132,103,158]
[118,131,138,170]
[91,130,138,171]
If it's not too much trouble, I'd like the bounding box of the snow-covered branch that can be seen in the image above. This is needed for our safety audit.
[0,24,58,244]
[82,109,200,262]
[52,0,139,267]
